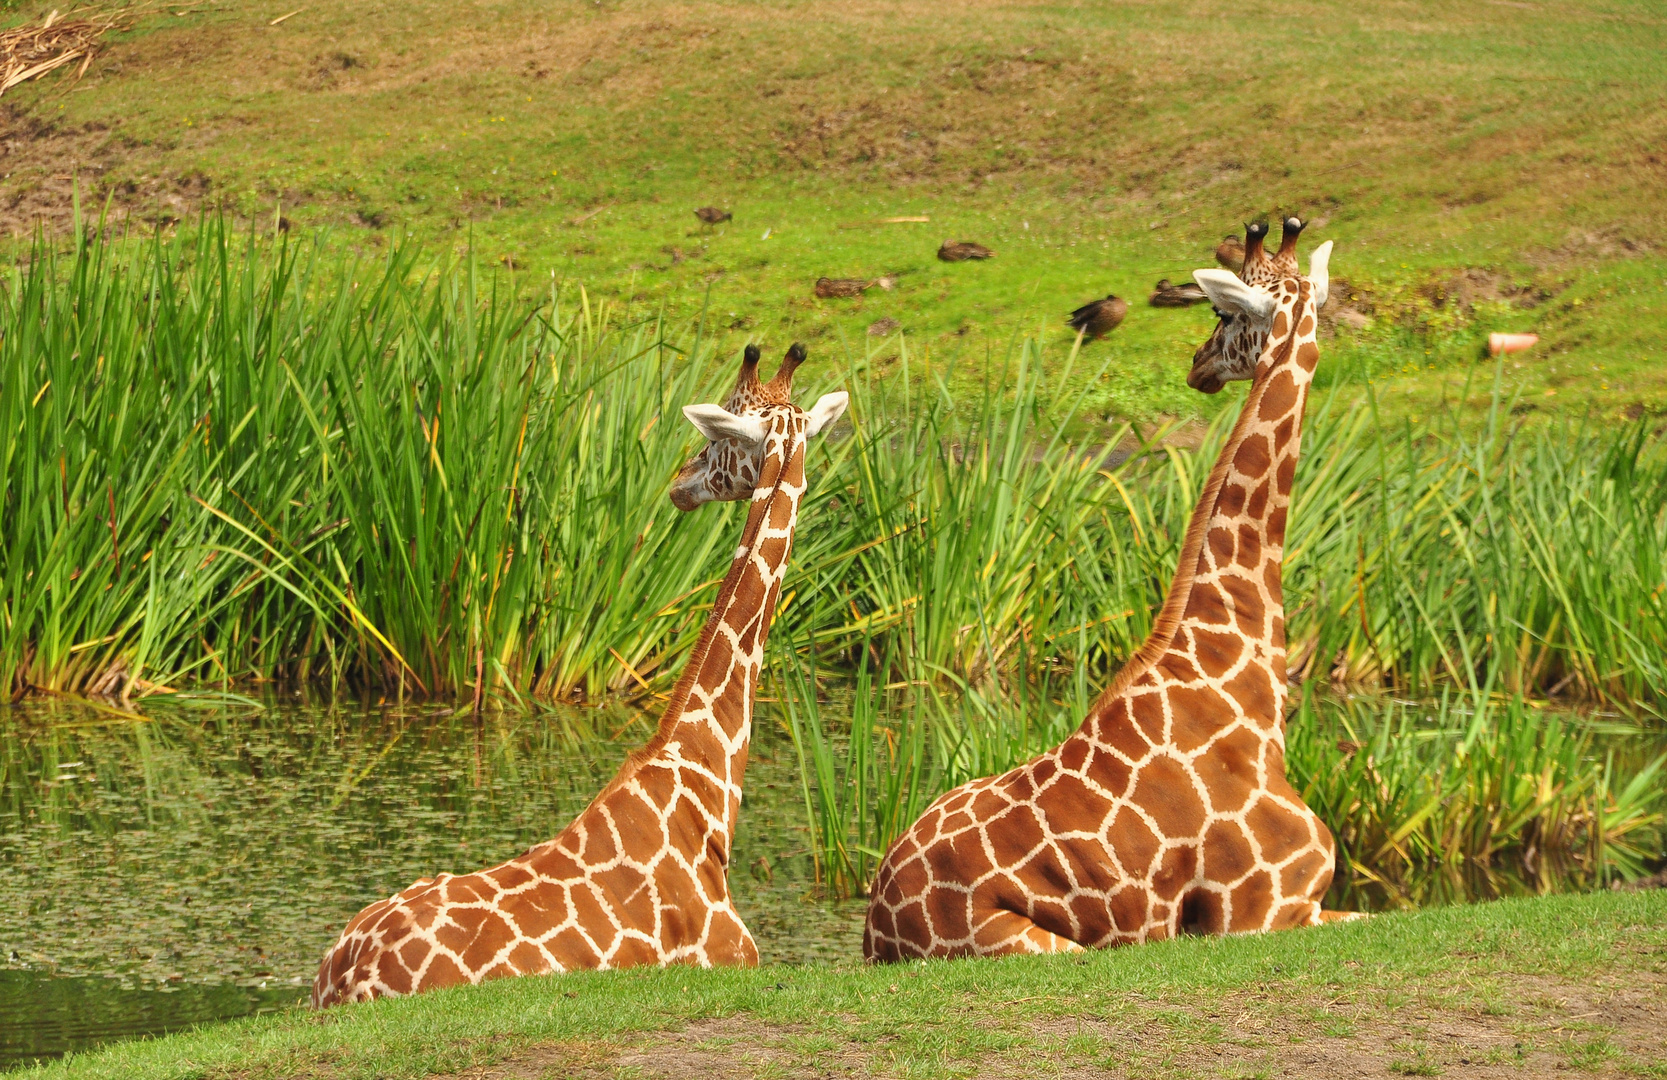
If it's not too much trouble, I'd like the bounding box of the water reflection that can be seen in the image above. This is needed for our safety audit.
[0,972,295,1069]
[0,695,1656,1067]
[1330,849,1607,913]
[0,698,863,1067]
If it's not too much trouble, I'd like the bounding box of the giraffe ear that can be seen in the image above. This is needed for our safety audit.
[804,391,849,439]
[1192,269,1277,321]
[1308,241,1333,309]
[682,403,768,448]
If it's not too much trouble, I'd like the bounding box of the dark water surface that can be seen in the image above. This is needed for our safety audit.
[1,697,1658,1068]
[0,972,296,1069]
[0,699,865,1069]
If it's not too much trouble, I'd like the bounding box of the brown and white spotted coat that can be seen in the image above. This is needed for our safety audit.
[863,228,1354,962]
[313,346,848,1006]
[1189,217,1308,394]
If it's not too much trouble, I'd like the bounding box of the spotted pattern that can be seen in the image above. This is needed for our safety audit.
[864,270,1356,962]
[1189,218,1308,393]
[1243,217,1306,287]
[313,400,813,1007]
[670,345,807,509]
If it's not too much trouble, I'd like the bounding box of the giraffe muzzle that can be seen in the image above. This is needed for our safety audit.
[669,478,709,512]
[1188,339,1228,394]
[1187,365,1226,394]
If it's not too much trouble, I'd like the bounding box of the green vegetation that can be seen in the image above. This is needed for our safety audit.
[0,221,745,700]
[5,225,1663,902]
[2,0,1665,423]
[3,2,1664,1070]
[8,224,1665,710]
[1290,690,1667,899]
[16,889,1667,1079]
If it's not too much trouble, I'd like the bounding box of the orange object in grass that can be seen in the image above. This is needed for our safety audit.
[1489,332,1539,356]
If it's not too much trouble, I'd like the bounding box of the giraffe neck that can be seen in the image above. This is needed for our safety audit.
[1094,279,1318,737]
[600,417,807,847]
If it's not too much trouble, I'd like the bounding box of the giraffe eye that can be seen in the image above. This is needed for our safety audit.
[1213,307,1234,324]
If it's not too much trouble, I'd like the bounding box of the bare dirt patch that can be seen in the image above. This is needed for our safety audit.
[1318,270,1565,339]
[424,1019,816,1080]
[0,103,200,236]
[611,1017,827,1080]
[434,972,1666,1079]
[1417,268,1553,314]
[1021,972,1667,1079]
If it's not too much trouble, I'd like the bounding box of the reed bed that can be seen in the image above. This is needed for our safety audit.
[780,667,1667,900]
[1288,687,1666,896]
[779,638,935,899]
[2,223,1665,723]
[0,222,743,701]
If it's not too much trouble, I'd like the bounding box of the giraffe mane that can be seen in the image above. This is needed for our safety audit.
[1085,278,1311,716]
[591,419,803,803]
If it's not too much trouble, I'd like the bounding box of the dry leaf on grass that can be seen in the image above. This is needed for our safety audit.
[0,6,138,98]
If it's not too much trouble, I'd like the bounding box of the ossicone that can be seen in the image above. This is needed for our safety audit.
[733,344,761,391]
[1242,220,1270,268]
[1278,216,1307,256]
[766,342,808,393]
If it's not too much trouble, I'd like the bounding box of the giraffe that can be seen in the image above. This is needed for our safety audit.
[863,219,1355,961]
[313,345,849,1006]
[1189,217,1309,394]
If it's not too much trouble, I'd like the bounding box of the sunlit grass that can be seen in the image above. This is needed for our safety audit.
[15,889,1667,1080]
[5,0,1666,422]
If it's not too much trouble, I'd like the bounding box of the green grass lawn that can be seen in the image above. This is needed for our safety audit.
[3,0,1665,425]
[17,889,1667,1078]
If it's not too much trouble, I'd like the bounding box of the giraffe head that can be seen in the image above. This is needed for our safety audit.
[1185,217,1332,394]
[669,343,849,511]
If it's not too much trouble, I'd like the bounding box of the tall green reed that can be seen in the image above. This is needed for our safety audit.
[777,635,934,898]
[0,221,749,700]
[1288,685,1666,903]
[3,221,1664,723]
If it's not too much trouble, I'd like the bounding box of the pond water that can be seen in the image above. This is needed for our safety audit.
[1,696,1659,1068]
[0,698,868,1068]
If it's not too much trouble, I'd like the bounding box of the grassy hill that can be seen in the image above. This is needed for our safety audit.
[3,0,1665,423]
